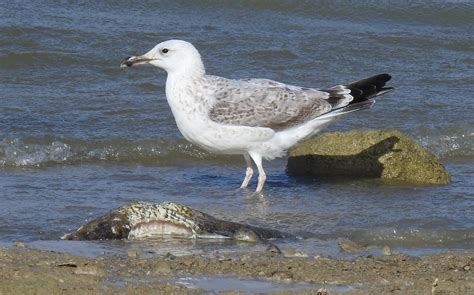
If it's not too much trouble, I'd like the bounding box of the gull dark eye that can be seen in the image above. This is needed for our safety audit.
[161,48,169,54]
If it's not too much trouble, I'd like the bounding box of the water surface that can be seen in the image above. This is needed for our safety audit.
[1,1,473,257]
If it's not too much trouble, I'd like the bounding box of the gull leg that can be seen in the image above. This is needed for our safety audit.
[249,152,266,193]
[240,153,254,189]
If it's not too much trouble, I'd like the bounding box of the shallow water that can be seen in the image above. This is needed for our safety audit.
[1,1,473,257]
[174,276,351,294]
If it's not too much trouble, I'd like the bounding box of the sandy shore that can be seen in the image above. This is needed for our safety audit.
[0,245,472,294]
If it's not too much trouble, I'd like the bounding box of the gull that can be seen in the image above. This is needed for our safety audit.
[121,40,393,193]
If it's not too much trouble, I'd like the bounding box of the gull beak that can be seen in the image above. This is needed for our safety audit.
[120,55,154,68]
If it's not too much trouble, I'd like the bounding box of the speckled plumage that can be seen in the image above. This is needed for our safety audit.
[120,40,393,192]
[207,76,334,130]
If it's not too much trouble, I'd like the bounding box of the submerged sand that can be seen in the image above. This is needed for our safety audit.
[0,246,472,294]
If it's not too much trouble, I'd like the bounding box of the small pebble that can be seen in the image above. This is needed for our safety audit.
[154,261,171,275]
[284,247,308,258]
[272,271,293,280]
[14,242,26,248]
[463,265,470,271]
[338,239,364,252]
[74,265,100,276]
[266,244,282,255]
[164,252,176,260]
[127,250,138,258]
[431,278,439,294]
[383,245,392,256]
[181,259,193,267]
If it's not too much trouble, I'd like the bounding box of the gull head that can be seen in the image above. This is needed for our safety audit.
[120,40,205,75]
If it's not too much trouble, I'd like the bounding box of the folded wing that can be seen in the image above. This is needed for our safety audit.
[208,74,392,131]
[208,78,333,130]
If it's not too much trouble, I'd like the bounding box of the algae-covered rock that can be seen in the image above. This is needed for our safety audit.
[287,130,451,184]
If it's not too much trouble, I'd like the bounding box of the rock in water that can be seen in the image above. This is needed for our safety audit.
[61,201,288,241]
[287,130,450,185]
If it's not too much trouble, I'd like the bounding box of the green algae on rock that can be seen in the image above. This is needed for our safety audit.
[287,130,451,184]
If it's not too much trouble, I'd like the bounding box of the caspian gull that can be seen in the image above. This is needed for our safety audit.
[120,40,393,192]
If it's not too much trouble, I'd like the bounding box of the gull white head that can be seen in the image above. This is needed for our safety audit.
[120,40,205,76]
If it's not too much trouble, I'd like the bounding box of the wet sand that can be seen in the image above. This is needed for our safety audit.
[0,245,472,294]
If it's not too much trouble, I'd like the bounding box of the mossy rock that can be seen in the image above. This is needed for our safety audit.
[287,130,451,184]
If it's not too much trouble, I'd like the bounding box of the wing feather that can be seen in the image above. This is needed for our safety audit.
[207,77,332,130]
[205,73,393,131]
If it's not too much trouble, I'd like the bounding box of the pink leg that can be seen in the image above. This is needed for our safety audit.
[249,152,266,193]
[240,153,254,188]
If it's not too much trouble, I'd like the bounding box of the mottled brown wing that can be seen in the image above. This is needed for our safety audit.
[208,82,332,131]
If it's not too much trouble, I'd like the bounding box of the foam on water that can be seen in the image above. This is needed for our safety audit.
[412,126,474,160]
[0,137,214,167]
[0,127,472,168]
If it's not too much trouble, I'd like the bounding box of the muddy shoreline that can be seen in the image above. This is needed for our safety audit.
[0,245,472,294]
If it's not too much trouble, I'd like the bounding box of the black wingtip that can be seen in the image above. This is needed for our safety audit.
[346,73,394,103]
[379,73,392,81]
